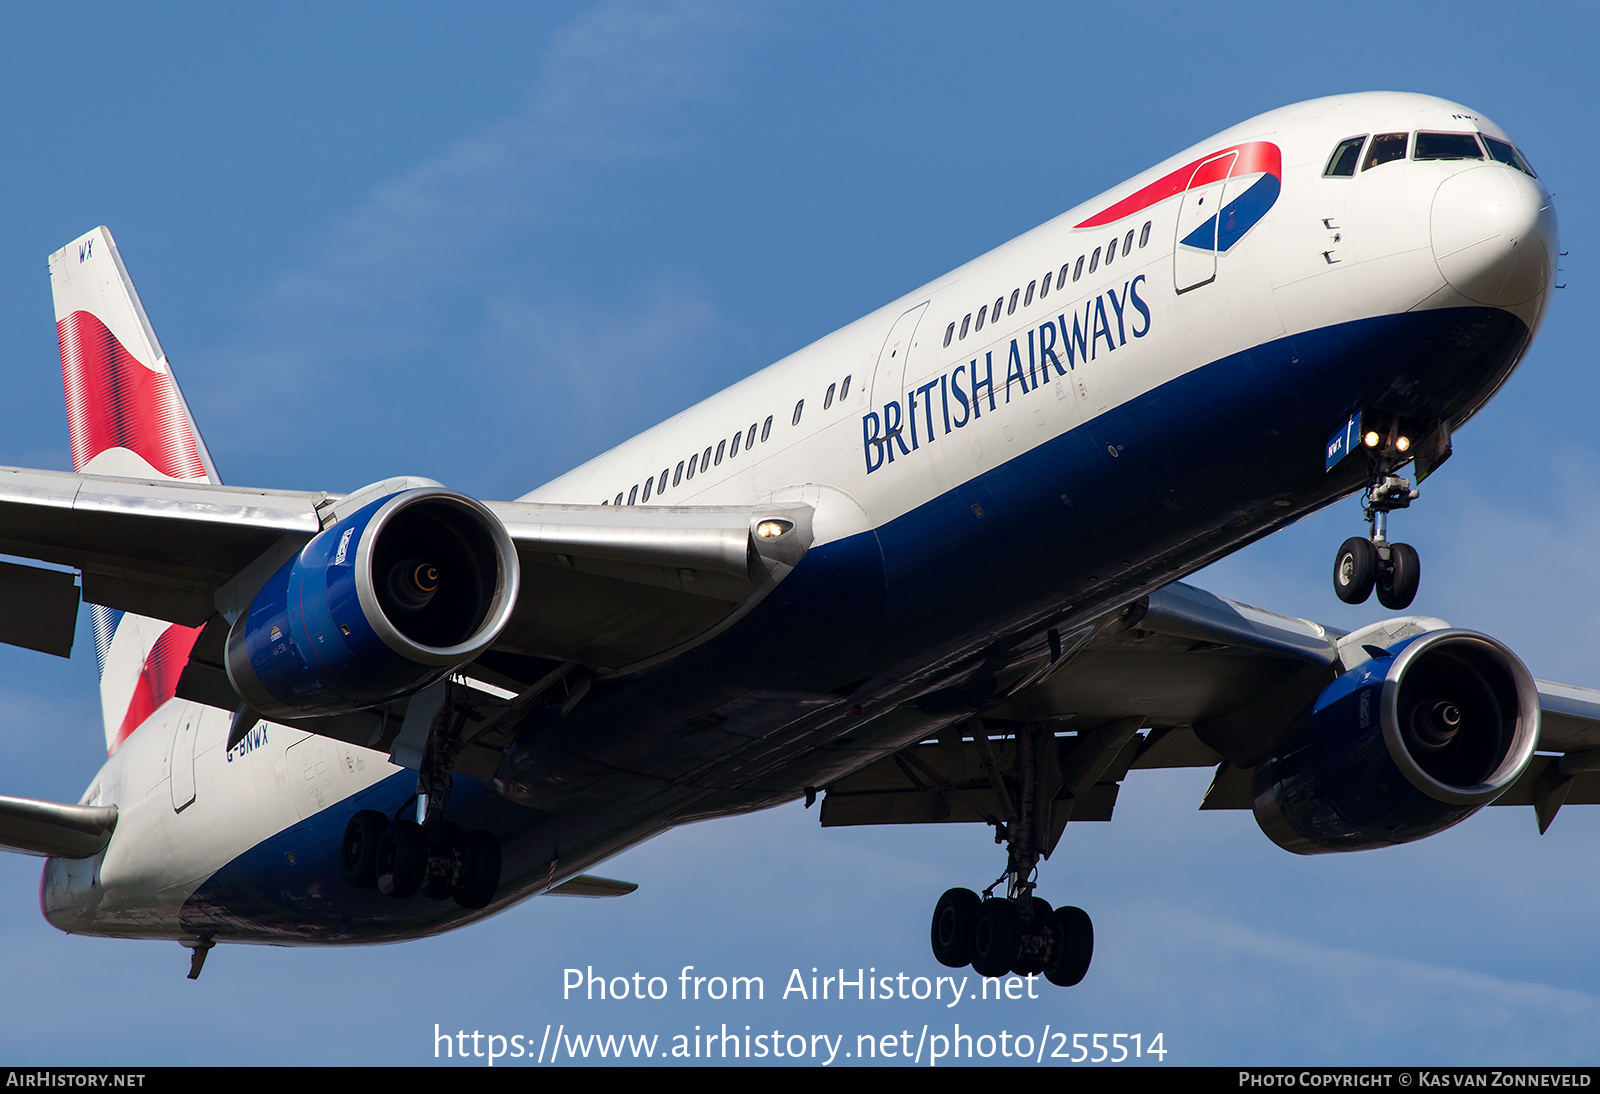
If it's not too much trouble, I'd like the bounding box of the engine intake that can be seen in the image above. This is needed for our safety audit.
[1252,629,1539,854]
[225,488,520,719]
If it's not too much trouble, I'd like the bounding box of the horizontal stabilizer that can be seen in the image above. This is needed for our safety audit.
[0,794,116,858]
[547,874,638,898]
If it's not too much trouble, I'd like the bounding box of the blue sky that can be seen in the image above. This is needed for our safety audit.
[0,0,1596,1067]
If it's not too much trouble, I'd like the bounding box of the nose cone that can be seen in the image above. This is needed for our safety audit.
[1431,166,1557,307]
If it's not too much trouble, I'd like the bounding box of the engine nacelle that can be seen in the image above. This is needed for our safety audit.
[225,488,520,719]
[1251,629,1539,854]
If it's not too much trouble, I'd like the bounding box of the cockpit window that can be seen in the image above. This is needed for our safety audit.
[1362,132,1408,171]
[1413,132,1483,161]
[1324,136,1366,177]
[1481,134,1538,178]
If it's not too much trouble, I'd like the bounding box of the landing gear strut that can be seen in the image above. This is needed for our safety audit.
[340,685,502,910]
[1332,421,1427,610]
[927,721,1095,988]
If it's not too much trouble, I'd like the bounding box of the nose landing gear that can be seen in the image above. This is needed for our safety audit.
[1333,474,1421,610]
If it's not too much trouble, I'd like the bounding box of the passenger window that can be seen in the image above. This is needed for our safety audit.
[1024,280,1036,306]
[729,431,740,457]
[1413,132,1483,161]
[687,454,698,479]
[960,313,971,339]
[840,374,851,401]
[614,492,624,505]
[792,400,804,426]
[1058,262,1071,285]
[1139,220,1151,248]
[702,445,713,468]
[1362,132,1408,171]
[1040,271,1052,298]
[1481,135,1538,177]
[641,477,652,502]
[1324,136,1366,177]
[824,382,836,409]
[944,322,955,347]
[1104,237,1117,266]
[1088,247,1101,274]
[1123,229,1135,254]
[715,440,726,466]
[602,499,610,505]
[975,305,987,332]
[993,296,1003,320]
[1007,288,1020,315]
[627,485,638,505]
[761,415,773,442]
[674,460,684,486]
[1073,255,1084,281]
[746,423,757,448]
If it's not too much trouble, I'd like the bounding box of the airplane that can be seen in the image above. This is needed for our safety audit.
[0,90,1579,989]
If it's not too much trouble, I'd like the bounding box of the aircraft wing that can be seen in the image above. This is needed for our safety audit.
[819,581,1600,843]
[0,463,812,756]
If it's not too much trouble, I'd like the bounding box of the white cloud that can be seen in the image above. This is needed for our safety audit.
[200,0,769,431]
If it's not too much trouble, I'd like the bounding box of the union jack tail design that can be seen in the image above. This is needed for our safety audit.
[49,227,220,755]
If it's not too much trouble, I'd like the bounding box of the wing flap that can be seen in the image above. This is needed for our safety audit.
[0,560,79,658]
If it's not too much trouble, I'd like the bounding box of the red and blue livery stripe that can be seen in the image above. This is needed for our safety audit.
[1076,140,1281,251]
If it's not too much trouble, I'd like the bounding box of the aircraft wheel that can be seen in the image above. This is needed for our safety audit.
[1334,537,1378,604]
[1043,906,1093,987]
[930,888,981,968]
[970,898,1022,978]
[341,810,388,890]
[376,819,427,899]
[1376,542,1421,610]
[453,830,502,911]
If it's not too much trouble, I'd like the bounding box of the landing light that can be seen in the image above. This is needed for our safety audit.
[1363,431,1381,448]
[1396,435,1411,453]
[756,519,793,539]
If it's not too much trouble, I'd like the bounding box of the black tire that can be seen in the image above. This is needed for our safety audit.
[970,898,1022,978]
[453,830,502,911]
[1376,542,1421,610]
[1334,537,1378,604]
[930,888,981,968]
[1011,897,1054,976]
[376,819,427,899]
[421,821,463,901]
[1044,906,1094,987]
[341,810,388,890]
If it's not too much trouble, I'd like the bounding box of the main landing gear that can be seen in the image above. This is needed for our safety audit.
[340,722,502,910]
[931,886,1093,986]
[928,722,1094,987]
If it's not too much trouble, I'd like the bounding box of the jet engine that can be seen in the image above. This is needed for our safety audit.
[225,488,520,719]
[1251,629,1539,854]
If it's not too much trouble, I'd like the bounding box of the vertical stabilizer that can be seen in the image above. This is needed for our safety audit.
[49,227,215,753]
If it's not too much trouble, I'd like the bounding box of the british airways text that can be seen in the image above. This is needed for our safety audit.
[862,275,1151,473]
